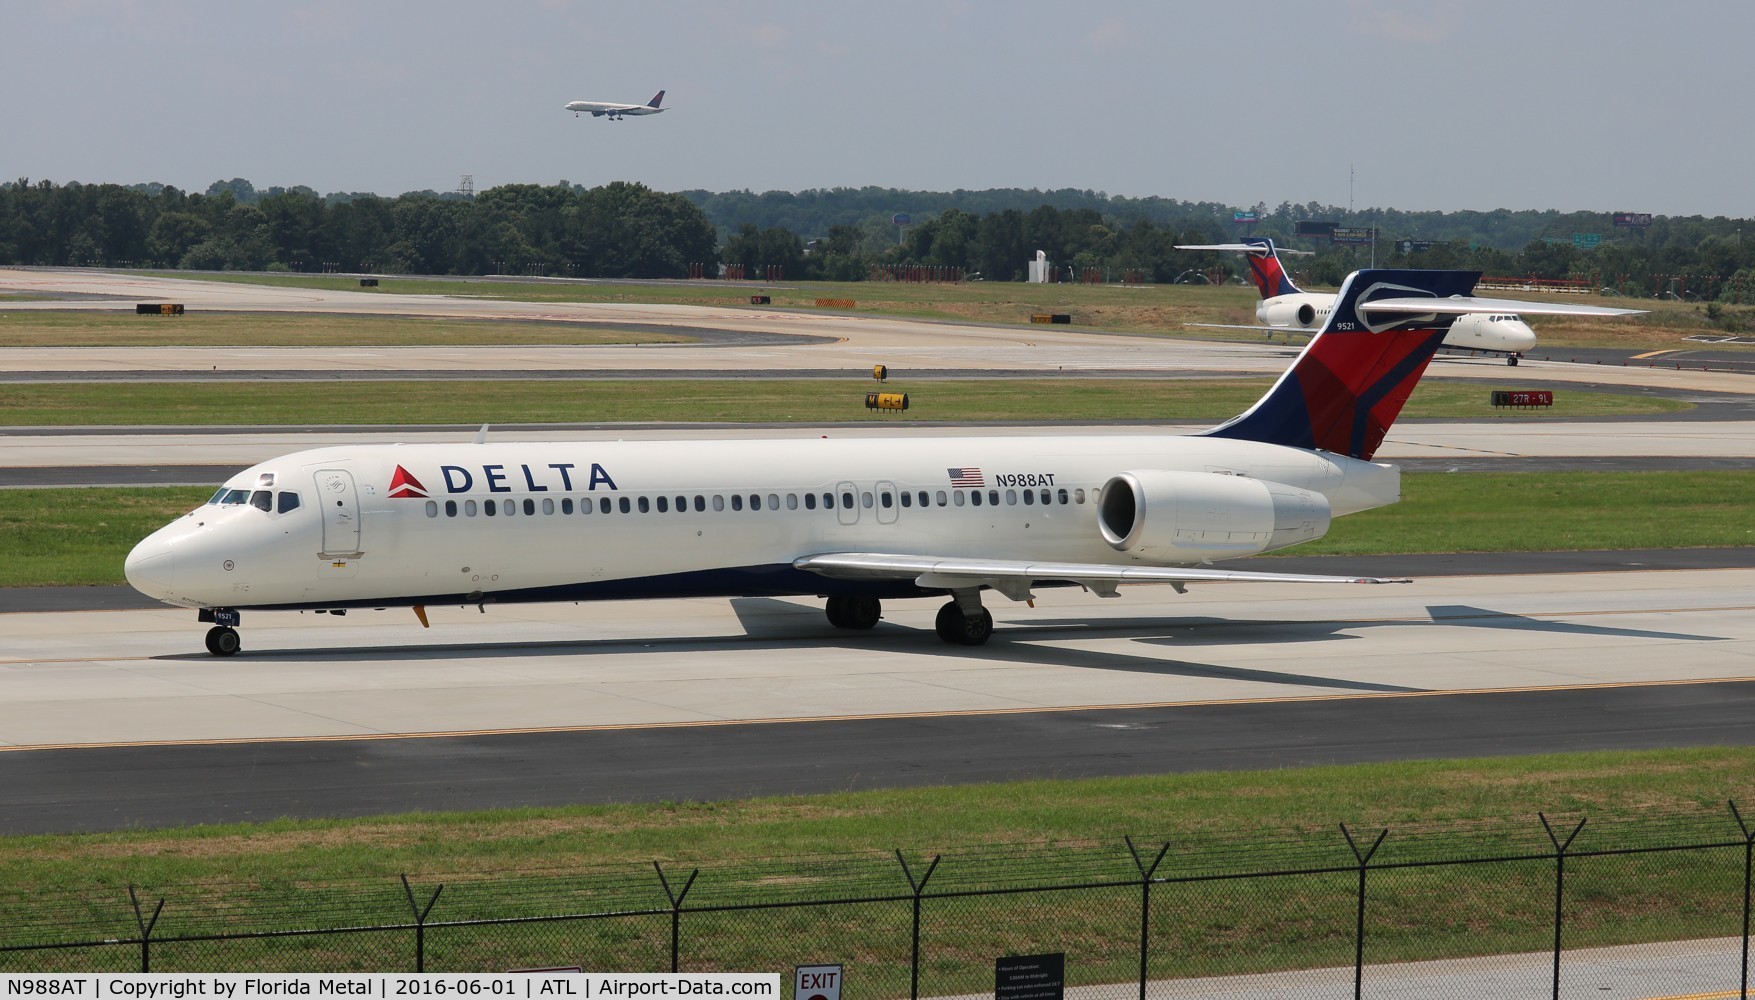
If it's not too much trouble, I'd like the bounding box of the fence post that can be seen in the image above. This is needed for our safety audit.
[1731,801,1753,1000]
[653,862,699,974]
[1124,837,1171,1000]
[126,885,164,973]
[896,851,941,1000]
[1339,825,1388,1000]
[400,874,444,973]
[1539,813,1587,1000]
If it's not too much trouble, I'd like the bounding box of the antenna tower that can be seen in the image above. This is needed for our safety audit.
[456,174,475,199]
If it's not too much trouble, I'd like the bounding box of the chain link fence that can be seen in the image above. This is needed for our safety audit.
[2,805,1751,998]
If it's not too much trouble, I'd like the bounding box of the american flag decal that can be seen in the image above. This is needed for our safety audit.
[947,467,985,488]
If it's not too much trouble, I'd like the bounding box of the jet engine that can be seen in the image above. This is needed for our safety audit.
[1259,300,1318,329]
[1097,470,1331,562]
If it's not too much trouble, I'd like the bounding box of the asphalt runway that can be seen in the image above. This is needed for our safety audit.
[3,567,1753,833]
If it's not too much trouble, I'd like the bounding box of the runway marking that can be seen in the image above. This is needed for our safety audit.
[2,674,1751,755]
[1632,349,1682,360]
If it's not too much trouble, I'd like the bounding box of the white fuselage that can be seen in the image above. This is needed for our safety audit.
[564,100,663,118]
[1256,293,1537,355]
[125,434,1400,613]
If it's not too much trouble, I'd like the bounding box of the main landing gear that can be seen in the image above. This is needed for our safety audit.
[1507,353,1521,366]
[822,594,995,646]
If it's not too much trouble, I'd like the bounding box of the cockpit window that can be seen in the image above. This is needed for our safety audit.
[250,490,273,511]
[278,491,301,514]
[218,488,251,505]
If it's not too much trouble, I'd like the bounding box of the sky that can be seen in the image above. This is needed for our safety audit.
[5,0,1751,218]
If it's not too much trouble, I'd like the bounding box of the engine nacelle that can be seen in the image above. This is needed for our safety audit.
[1259,299,1318,330]
[1097,470,1331,562]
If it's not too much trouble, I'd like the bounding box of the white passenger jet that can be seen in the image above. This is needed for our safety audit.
[1177,238,1540,365]
[125,270,1640,656]
[565,91,666,120]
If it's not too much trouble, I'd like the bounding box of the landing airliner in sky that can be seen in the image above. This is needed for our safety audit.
[565,90,666,119]
[125,270,1640,656]
[1178,238,1541,365]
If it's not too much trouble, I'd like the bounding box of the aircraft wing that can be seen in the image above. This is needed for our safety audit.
[1360,296,1645,318]
[794,552,1406,602]
[1187,322,1317,334]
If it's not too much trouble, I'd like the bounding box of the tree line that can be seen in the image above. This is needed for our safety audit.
[4,177,1754,301]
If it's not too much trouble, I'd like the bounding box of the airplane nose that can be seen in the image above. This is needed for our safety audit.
[125,533,176,600]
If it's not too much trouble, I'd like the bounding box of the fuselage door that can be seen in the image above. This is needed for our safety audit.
[315,468,363,557]
[834,480,859,526]
[874,480,899,524]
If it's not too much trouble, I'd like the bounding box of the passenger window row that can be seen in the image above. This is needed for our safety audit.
[422,487,1089,519]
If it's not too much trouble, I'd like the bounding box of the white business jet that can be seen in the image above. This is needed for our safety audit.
[565,90,666,120]
[126,270,1640,656]
[1178,238,1541,365]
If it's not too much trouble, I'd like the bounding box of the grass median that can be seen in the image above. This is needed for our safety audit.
[0,378,1690,426]
[4,471,1750,588]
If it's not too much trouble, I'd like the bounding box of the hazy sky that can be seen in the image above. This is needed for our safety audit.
[7,0,1750,217]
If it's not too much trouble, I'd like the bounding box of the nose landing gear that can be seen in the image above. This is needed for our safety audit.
[204,625,241,656]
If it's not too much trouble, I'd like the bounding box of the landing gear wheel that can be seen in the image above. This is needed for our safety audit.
[1507,354,1520,366]
[205,625,241,657]
[934,601,994,646]
[825,596,881,630]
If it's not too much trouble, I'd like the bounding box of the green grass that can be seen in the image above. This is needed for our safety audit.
[4,471,1747,588]
[0,748,1749,978]
[0,378,1690,426]
[0,311,692,347]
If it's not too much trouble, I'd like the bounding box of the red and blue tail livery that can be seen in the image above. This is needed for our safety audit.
[1239,237,1302,298]
[1203,269,1480,461]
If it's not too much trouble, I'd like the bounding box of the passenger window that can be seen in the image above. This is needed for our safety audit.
[988,490,1000,506]
[732,495,743,511]
[918,491,929,507]
[618,497,631,514]
[425,501,438,518]
[953,491,965,506]
[465,499,478,517]
[601,497,613,514]
[485,500,498,516]
[657,496,669,513]
[787,494,798,510]
[970,491,983,507]
[1021,490,1033,506]
[713,495,725,511]
[1074,489,1086,504]
[880,492,892,509]
[768,493,780,510]
[1057,488,1068,505]
[805,493,817,510]
[1006,490,1017,505]
[823,492,835,509]
[900,492,912,508]
[445,500,458,517]
[543,498,555,515]
[504,501,515,518]
[936,490,948,506]
[861,492,873,508]
[676,496,687,512]
[750,494,761,511]
[841,491,854,509]
[694,495,706,512]
[637,496,650,513]
[523,499,536,516]
[561,498,573,514]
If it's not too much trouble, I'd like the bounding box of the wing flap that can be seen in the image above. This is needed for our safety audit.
[794,552,1407,603]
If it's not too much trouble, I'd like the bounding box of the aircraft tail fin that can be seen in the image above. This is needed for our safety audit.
[1201,269,1478,461]
[647,90,666,108]
[1238,237,1303,298]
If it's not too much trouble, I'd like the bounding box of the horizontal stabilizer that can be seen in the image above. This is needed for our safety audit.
[1359,296,1645,318]
[1175,243,1314,256]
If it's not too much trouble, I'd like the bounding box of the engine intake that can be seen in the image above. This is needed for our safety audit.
[1097,470,1331,562]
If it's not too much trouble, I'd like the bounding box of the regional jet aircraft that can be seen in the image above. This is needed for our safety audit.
[125,270,1640,656]
[565,90,666,119]
[1178,238,1541,365]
